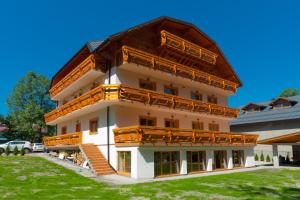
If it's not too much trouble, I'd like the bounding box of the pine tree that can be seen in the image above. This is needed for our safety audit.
[5,145,10,156]
[266,154,271,162]
[20,148,25,156]
[13,146,19,156]
[255,153,259,161]
[260,153,265,162]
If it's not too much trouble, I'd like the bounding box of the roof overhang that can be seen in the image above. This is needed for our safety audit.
[258,132,300,144]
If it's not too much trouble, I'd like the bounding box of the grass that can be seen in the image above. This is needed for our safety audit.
[0,156,300,200]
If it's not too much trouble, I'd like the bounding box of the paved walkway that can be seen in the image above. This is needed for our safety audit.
[29,153,300,186]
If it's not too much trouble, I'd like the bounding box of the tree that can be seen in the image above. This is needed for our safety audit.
[279,88,300,98]
[6,72,55,142]
[260,153,265,162]
[255,153,259,161]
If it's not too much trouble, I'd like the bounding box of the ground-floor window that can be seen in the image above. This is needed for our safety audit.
[117,151,131,175]
[232,150,244,167]
[214,150,227,170]
[187,151,206,173]
[154,151,180,177]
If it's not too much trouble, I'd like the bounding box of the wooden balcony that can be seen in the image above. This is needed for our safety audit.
[43,132,82,147]
[160,30,218,65]
[49,55,97,98]
[113,126,258,147]
[122,46,237,93]
[45,84,239,123]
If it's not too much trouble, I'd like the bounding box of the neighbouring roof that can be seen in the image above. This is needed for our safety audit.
[258,131,300,144]
[231,95,300,125]
[86,40,103,52]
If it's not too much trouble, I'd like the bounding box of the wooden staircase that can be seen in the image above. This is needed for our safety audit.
[80,144,115,176]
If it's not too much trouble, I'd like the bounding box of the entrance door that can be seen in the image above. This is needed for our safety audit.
[154,151,180,177]
[214,150,227,169]
[232,150,244,167]
[187,151,206,173]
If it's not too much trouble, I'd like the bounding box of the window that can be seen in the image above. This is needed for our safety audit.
[207,94,218,104]
[214,150,227,169]
[61,126,67,135]
[232,150,244,167]
[75,122,81,132]
[164,85,178,96]
[139,116,156,126]
[165,118,179,128]
[273,101,291,108]
[209,123,219,131]
[118,151,131,175]
[191,91,202,101]
[89,119,98,135]
[192,121,204,130]
[139,79,156,91]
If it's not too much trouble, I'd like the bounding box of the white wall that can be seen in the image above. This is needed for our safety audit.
[115,105,230,132]
[116,68,228,106]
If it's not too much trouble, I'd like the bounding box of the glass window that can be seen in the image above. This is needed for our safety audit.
[192,121,204,130]
[89,119,98,135]
[75,122,81,132]
[164,85,178,96]
[139,116,156,126]
[214,150,227,169]
[165,118,179,128]
[139,79,156,91]
[191,92,202,101]
[232,150,244,167]
[118,151,131,174]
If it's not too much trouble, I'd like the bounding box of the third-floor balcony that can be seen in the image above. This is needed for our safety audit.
[49,54,104,100]
[45,84,239,124]
[121,46,238,93]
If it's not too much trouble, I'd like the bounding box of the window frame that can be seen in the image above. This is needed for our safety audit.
[164,85,178,96]
[192,121,204,130]
[139,79,156,91]
[207,94,218,104]
[139,116,157,126]
[164,118,179,128]
[209,122,219,132]
[89,118,98,135]
[191,91,202,101]
[61,126,67,135]
[117,151,131,175]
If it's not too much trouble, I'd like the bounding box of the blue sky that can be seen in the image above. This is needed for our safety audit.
[0,0,300,115]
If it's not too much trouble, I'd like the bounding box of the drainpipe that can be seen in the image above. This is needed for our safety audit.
[107,61,111,165]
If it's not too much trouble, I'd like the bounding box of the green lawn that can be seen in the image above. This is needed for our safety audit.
[0,156,300,200]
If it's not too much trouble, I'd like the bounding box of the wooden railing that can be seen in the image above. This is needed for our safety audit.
[45,84,239,123]
[114,126,258,146]
[43,132,82,147]
[49,55,97,98]
[160,30,218,65]
[122,46,237,93]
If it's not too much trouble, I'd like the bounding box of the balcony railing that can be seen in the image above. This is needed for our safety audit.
[113,126,258,146]
[122,46,237,93]
[43,132,82,147]
[49,55,97,98]
[160,30,218,65]
[45,84,239,123]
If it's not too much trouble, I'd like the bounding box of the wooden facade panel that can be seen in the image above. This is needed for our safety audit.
[43,132,82,147]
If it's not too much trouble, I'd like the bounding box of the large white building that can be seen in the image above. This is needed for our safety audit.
[44,17,258,179]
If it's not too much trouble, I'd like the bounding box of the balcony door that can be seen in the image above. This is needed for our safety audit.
[214,150,227,170]
[154,151,180,177]
[232,150,244,167]
[187,151,206,173]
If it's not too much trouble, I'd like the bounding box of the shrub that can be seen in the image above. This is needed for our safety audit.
[0,148,4,156]
[260,153,265,162]
[20,148,26,156]
[5,145,10,156]
[13,146,19,156]
[255,153,259,161]
[286,153,291,164]
[266,154,271,162]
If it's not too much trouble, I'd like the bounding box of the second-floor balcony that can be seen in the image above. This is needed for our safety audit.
[114,126,258,147]
[122,46,238,93]
[45,84,239,124]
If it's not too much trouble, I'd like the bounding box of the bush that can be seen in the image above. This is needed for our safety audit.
[20,148,25,156]
[0,148,4,156]
[5,145,10,156]
[13,146,19,156]
[286,153,291,164]
[260,153,265,162]
[266,154,271,162]
[255,153,259,161]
